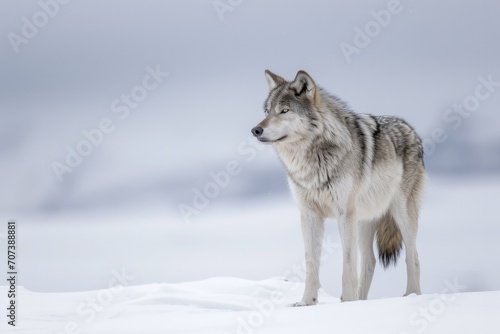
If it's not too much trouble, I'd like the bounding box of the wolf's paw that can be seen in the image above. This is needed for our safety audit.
[404,289,421,297]
[403,292,420,297]
[340,293,358,302]
[292,298,317,307]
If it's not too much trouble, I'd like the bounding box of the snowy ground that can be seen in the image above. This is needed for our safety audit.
[1,175,500,333]
[3,278,500,333]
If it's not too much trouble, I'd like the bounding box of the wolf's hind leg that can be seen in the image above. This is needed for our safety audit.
[390,193,421,296]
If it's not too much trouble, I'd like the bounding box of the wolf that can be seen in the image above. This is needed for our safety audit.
[252,70,426,305]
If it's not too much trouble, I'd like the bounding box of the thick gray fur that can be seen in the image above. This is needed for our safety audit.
[252,70,426,305]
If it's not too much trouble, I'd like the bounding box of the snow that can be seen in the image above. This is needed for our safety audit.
[3,278,499,333]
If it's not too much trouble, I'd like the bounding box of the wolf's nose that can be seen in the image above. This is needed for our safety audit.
[251,126,263,137]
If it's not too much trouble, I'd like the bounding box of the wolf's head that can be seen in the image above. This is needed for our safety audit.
[252,70,321,145]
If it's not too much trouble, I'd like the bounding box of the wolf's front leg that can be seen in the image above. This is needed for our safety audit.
[294,212,324,307]
[338,211,359,302]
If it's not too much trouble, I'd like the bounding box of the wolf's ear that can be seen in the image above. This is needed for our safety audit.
[290,70,316,99]
[265,70,285,91]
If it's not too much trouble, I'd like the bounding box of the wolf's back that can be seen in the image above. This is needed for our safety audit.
[373,115,425,167]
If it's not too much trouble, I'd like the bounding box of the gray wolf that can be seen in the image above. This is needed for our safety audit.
[251,70,426,305]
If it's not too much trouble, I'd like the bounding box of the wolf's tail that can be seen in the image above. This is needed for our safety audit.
[376,212,403,268]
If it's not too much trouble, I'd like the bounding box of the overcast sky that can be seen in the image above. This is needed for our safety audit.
[1,0,499,214]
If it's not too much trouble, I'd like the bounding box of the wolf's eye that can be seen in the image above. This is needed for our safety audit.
[265,109,269,114]
[281,108,290,114]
